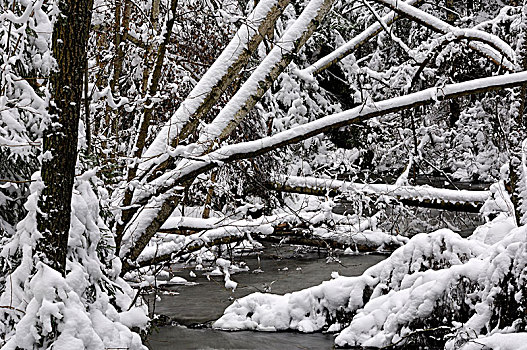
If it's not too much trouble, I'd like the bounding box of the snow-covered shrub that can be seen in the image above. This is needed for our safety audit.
[0,171,147,349]
[0,0,51,237]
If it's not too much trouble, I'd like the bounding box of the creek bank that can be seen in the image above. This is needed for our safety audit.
[146,245,387,349]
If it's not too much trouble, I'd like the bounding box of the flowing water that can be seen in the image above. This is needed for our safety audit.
[146,245,386,349]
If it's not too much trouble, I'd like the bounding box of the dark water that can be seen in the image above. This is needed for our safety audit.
[146,327,335,350]
[146,246,386,350]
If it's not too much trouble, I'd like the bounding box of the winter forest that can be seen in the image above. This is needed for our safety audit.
[1,0,527,348]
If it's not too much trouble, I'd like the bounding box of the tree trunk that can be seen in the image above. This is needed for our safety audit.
[195,0,336,152]
[115,0,178,253]
[509,2,527,226]
[267,179,487,213]
[37,0,94,275]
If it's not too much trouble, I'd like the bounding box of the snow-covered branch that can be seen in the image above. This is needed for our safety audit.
[299,0,514,79]
[193,0,337,151]
[371,0,515,70]
[119,71,527,273]
[135,211,407,269]
[297,0,424,78]
[113,0,291,243]
[270,175,490,212]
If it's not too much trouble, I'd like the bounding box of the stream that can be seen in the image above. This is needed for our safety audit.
[146,245,386,349]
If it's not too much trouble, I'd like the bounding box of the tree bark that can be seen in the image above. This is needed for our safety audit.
[111,0,131,95]
[37,0,94,274]
[445,0,456,24]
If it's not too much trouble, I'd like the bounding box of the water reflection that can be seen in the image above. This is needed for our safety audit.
[147,326,336,350]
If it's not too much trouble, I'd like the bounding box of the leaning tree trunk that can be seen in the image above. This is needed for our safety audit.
[118,71,527,274]
[118,0,337,273]
[36,0,94,275]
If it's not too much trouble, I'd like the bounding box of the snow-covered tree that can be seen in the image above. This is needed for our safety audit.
[2,0,527,348]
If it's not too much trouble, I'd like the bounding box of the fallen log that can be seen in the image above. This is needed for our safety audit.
[136,235,248,269]
[267,176,491,213]
[136,221,405,269]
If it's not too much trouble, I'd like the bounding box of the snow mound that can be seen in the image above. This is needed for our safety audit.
[215,220,527,349]
[457,333,527,350]
[337,225,527,348]
[213,229,487,334]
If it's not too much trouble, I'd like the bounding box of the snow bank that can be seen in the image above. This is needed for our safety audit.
[213,229,486,333]
[457,333,527,350]
[338,223,526,347]
[214,218,527,349]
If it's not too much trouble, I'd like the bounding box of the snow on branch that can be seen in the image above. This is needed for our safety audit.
[119,71,527,273]
[297,0,424,78]
[137,0,291,177]
[135,0,337,187]
[117,0,337,267]
[371,0,515,70]
[361,0,414,58]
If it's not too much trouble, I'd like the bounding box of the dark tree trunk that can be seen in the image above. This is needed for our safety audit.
[37,0,94,275]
